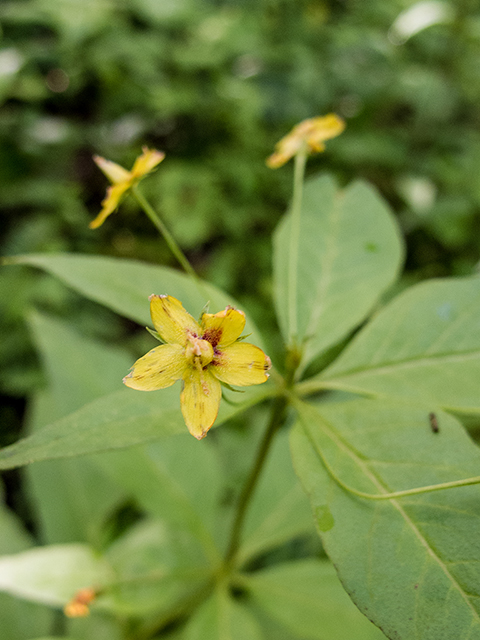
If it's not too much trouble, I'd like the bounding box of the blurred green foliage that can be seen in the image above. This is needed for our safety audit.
[1,0,480,531]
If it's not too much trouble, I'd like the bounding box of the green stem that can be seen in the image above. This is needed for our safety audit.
[287,149,308,346]
[132,187,209,298]
[224,393,289,566]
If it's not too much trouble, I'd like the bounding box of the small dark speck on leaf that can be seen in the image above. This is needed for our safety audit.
[429,412,439,433]
[414,584,418,589]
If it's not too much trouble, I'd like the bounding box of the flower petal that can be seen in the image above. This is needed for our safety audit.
[266,114,345,168]
[307,113,345,144]
[131,147,165,180]
[201,306,246,348]
[123,343,186,390]
[89,183,130,229]
[93,155,131,184]
[180,368,221,439]
[211,342,271,386]
[149,295,201,345]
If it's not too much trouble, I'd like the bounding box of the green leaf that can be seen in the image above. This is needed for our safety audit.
[24,313,129,545]
[243,559,385,639]
[94,433,225,563]
[0,384,272,470]
[0,483,54,640]
[290,398,480,640]
[103,519,211,616]
[5,253,264,348]
[273,175,403,366]
[28,310,131,414]
[0,544,113,606]
[184,588,263,640]
[312,277,480,413]
[238,431,315,566]
[0,482,33,555]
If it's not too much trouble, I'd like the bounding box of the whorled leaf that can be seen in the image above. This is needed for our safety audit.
[243,559,385,639]
[4,253,264,348]
[290,398,480,640]
[0,384,272,470]
[306,277,480,414]
[273,174,403,368]
[183,588,263,640]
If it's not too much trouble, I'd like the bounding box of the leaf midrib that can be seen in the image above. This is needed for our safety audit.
[301,404,480,628]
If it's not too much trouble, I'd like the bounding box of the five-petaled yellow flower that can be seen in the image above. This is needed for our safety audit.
[123,295,271,440]
[90,147,165,229]
[266,114,345,169]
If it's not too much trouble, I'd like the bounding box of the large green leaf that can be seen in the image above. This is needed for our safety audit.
[24,313,128,545]
[5,253,264,348]
[273,175,403,367]
[103,519,211,616]
[183,588,263,640]
[238,430,315,566]
[290,398,480,640]
[0,382,272,470]
[243,559,385,639]
[306,277,480,413]
[94,434,225,564]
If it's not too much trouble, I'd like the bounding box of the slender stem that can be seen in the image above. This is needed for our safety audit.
[224,394,289,566]
[131,187,204,287]
[287,149,308,346]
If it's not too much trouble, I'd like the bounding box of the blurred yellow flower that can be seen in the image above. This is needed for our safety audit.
[64,587,96,618]
[266,114,345,168]
[90,147,165,229]
[123,295,271,439]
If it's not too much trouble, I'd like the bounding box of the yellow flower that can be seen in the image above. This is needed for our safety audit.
[90,147,165,229]
[64,587,96,618]
[123,295,272,439]
[266,114,345,169]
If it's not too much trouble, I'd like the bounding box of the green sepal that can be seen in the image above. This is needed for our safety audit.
[198,300,211,323]
[146,327,165,343]
[236,333,252,342]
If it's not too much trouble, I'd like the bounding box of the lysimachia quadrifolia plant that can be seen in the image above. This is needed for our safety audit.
[1,114,480,640]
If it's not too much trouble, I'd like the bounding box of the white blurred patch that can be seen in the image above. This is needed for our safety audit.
[0,48,23,77]
[389,1,454,45]
[398,176,437,215]
[29,117,69,144]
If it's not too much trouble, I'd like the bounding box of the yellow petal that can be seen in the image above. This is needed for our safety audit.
[89,183,130,229]
[149,295,201,346]
[211,342,271,386]
[123,344,186,390]
[307,113,345,143]
[131,147,165,180]
[266,114,345,168]
[201,306,246,348]
[180,368,221,439]
[93,155,131,184]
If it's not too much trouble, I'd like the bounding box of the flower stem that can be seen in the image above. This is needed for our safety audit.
[224,393,289,567]
[287,148,308,346]
[131,186,201,282]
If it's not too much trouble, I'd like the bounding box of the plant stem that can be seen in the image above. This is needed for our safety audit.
[224,393,289,566]
[287,148,308,346]
[132,187,208,296]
